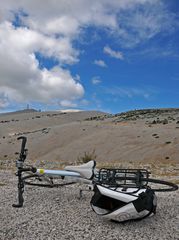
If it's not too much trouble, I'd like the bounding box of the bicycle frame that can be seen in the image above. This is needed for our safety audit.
[12,136,95,207]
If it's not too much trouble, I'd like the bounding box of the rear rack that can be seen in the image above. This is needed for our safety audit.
[97,168,151,188]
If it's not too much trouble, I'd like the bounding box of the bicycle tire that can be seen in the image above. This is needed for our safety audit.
[144,177,178,192]
[98,176,178,192]
[23,174,76,188]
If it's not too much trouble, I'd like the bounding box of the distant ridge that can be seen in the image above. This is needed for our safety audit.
[112,108,179,122]
[15,108,38,113]
[115,108,179,115]
[0,108,38,116]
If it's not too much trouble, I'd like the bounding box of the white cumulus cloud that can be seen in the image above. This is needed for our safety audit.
[0,22,84,107]
[0,0,177,109]
[0,22,84,106]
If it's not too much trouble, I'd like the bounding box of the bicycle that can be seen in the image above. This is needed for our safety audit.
[12,136,178,222]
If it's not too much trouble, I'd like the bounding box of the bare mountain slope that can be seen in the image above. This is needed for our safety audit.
[0,108,179,178]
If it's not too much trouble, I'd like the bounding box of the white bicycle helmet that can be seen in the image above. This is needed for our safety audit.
[91,184,157,222]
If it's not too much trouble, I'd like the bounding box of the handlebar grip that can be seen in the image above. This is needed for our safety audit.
[17,136,27,155]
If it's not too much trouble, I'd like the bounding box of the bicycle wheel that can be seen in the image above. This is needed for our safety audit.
[23,173,76,188]
[144,177,178,192]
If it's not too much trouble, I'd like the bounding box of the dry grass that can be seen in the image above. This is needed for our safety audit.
[77,149,97,163]
[0,182,6,186]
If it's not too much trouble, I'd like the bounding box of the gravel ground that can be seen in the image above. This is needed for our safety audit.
[0,171,178,240]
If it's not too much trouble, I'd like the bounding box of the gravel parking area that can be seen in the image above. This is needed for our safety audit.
[0,171,178,240]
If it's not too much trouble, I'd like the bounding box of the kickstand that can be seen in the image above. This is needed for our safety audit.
[79,185,93,199]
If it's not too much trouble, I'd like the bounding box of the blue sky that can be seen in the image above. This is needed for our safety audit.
[0,0,179,113]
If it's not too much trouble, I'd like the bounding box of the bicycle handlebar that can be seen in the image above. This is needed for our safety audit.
[17,136,27,162]
[17,136,27,154]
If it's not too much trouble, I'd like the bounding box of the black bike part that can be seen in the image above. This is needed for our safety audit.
[143,178,178,192]
[17,136,27,155]
[17,136,27,162]
[97,168,178,192]
[12,169,24,208]
[97,168,150,187]
[12,167,37,208]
